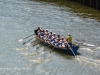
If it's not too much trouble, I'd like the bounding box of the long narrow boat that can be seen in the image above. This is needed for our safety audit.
[34,29,79,55]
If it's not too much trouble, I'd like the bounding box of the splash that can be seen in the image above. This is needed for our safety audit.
[24,52,40,57]
[29,57,44,64]
[97,47,100,49]
[76,56,100,71]
[26,43,31,47]
[15,47,29,51]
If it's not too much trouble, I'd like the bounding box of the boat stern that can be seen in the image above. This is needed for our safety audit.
[67,45,79,55]
[72,45,79,55]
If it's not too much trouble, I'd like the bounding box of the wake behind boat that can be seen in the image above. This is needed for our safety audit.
[34,27,79,56]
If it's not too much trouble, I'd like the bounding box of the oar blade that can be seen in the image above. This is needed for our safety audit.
[18,39,23,42]
[36,47,39,50]
[83,43,95,47]
[33,44,36,47]
[23,42,26,45]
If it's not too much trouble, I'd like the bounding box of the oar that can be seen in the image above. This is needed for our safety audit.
[33,42,39,47]
[83,43,95,47]
[35,42,52,50]
[23,38,34,45]
[74,41,95,47]
[18,34,35,42]
[44,44,51,51]
[75,39,95,47]
[36,42,46,50]
[33,41,45,50]
[25,40,36,47]
[25,40,39,47]
[50,46,55,53]
[66,42,76,57]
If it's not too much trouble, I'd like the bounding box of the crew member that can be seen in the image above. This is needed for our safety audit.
[67,33,72,47]
[34,27,41,35]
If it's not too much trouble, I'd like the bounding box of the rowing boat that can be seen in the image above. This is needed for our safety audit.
[34,29,79,55]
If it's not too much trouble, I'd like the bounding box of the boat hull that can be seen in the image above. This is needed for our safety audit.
[36,37,79,55]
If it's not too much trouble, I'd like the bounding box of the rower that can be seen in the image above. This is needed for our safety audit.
[49,31,52,38]
[53,39,59,46]
[58,40,62,48]
[45,29,49,35]
[44,33,49,42]
[56,35,60,41]
[34,27,41,35]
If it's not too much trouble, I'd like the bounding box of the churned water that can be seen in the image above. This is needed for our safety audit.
[0,0,100,75]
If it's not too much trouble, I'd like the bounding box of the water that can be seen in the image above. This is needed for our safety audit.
[0,0,100,75]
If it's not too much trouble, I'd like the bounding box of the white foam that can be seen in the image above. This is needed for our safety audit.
[26,43,31,47]
[83,43,95,47]
[97,47,100,49]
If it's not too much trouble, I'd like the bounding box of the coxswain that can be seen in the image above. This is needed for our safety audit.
[67,33,72,47]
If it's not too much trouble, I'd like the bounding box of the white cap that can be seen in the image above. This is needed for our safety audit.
[68,33,70,35]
